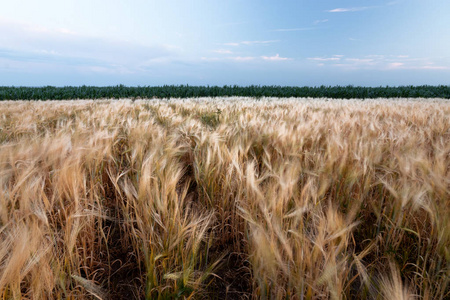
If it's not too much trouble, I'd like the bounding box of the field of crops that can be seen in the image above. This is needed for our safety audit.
[1,85,450,100]
[0,98,449,299]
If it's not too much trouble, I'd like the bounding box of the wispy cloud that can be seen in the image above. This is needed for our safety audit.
[308,55,342,62]
[309,57,340,61]
[0,18,175,74]
[261,54,290,61]
[201,54,291,62]
[230,56,256,61]
[419,65,449,70]
[309,54,449,71]
[223,42,240,47]
[385,62,449,70]
[271,27,314,32]
[327,1,400,13]
[241,40,278,45]
[365,54,385,59]
[201,56,256,62]
[223,40,278,46]
[313,19,329,25]
[327,6,374,13]
[387,62,404,69]
[345,58,375,64]
[200,57,220,62]
[213,49,233,54]
[272,19,327,33]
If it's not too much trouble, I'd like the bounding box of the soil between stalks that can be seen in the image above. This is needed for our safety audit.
[99,160,254,299]
[99,171,142,299]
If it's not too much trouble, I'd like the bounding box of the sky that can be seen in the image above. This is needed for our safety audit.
[0,0,449,87]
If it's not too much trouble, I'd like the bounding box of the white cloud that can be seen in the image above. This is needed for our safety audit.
[308,56,341,61]
[201,56,256,62]
[327,7,372,13]
[223,40,278,46]
[271,28,314,32]
[313,19,329,25]
[213,49,233,54]
[56,28,77,35]
[230,56,256,61]
[261,54,290,61]
[419,65,449,70]
[388,62,405,69]
[365,55,385,59]
[223,42,240,47]
[331,64,353,68]
[241,40,278,45]
[345,58,375,64]
[313,54,449,71]
[201,54,290,62]
[0,18,175,73]
[327,1,400,14]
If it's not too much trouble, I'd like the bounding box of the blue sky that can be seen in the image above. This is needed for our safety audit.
[1,0,449,86]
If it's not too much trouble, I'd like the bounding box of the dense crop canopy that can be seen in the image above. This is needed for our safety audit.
[0,98,449,299]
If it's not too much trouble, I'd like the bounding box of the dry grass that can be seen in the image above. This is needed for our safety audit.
[0,98,449,299]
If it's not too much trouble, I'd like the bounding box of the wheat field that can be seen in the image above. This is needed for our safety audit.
[0,98,449,299]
